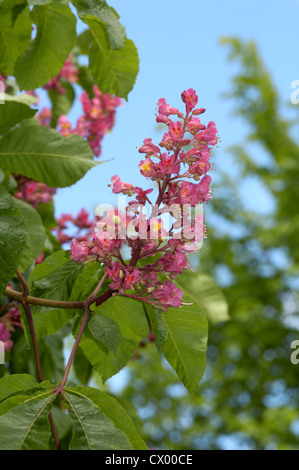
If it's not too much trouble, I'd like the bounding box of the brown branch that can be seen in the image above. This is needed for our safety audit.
[4,287,87,309]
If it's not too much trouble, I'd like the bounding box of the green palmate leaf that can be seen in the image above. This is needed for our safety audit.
[0,124,98,188]
[76,296,148,381]
[28,250,84,339]
[41,334,66,382]
[48,81,75,128]
[0,3,32,74]
[0,101,37,136]
[177,271,229,324]
[88,314,121,353]
[14,199,46,273]
[0,374,55,450]
[77,29,92,55]
[63,385,147,450]
[86,18,139,99]
[15,0,77,90]
[0,185,26,295]
[144,303,168,355]
[73,0,126,49]
[54,261,105,334]
[68,260,103,303]
[77,65,95,97]
[73,346,93,385]
[0,390,55,449]
[0,373,38,401]
[36,201,57,230]
[28,249,69,283]
[162,281,209,395]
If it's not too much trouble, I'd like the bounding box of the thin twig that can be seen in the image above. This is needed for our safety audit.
[86,272,107,305]
[58,303,91,391]
[16,270,61,450]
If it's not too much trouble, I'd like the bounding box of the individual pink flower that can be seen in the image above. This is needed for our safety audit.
[192,107,206,115]
[197,174,212,201]
[122,268,141,290]
[138,138,160,156]
[152,281,184,308]
[159,132,174,151]
[70,238,90,263]
[92,231,119,254]
[168,121,184,143]
[105,261,123,290]
[110,175,134,195]
[157,98,179,116]
[158,153,180,176]
[138,159,157,178]
[195,121,218,145]
[178,181,201,205]
[133,187,153,204]
[181,88,198,113]
[189,159,211,177]
[156,114,172,125]
[157,251,188,274]
[186,116,206,134]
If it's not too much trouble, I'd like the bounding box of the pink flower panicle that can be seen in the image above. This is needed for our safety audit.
[35,59,121,158]
[14,175,56,208]
[70,90,219,311]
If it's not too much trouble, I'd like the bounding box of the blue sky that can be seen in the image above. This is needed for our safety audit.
[53,0,299,220]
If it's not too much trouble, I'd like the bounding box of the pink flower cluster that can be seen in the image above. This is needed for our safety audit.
[0,306,22,352]
[44,55,78,95]
[69,89,218,310]
[14,175,56,208]
[57,85,122,157]
[34,58,121,159]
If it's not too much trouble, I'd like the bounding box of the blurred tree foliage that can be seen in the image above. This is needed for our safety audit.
[110,38,299,450]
